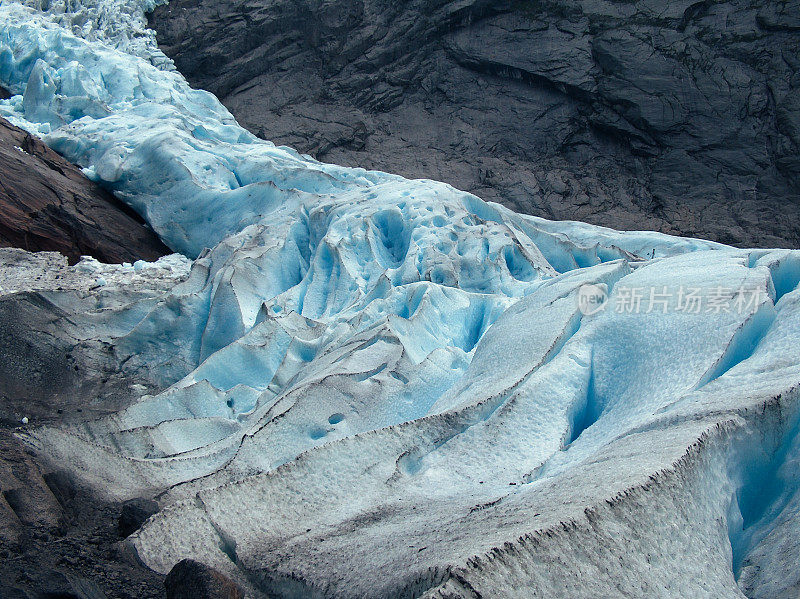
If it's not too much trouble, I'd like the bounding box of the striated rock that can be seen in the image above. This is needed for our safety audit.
[3,3,800,597]
[0,117,170,264]
[149,0,800,248]
[164,559,244,599]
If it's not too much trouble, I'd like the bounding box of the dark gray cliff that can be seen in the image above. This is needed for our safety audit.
[149,0,800,247]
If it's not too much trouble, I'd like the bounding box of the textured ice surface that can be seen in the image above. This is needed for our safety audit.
[0,247,189,295]
[2,1,800,597]
[15,0,173,66]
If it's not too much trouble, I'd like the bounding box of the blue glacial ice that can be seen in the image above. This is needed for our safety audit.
[2,1,800,598]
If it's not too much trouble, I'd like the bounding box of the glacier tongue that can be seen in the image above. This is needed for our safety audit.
[2,1,800,598]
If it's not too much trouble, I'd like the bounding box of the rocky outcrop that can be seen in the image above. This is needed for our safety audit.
[0,117,170,264]
[149,0,800,248]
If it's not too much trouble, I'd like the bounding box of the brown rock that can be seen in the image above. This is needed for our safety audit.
[0,117,170,264]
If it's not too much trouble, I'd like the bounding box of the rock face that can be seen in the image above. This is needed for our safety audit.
[164,559,243,599]
[0,117,170,264]
[149,0,800,248]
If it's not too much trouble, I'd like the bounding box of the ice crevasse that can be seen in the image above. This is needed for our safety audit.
[1,1,800,597]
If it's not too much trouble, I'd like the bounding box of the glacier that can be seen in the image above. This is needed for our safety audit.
[1,1,800,597]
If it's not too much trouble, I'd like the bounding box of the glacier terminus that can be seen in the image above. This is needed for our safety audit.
[0,1,799,597]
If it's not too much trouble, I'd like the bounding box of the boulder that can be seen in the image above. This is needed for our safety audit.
[164,559,243,599]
